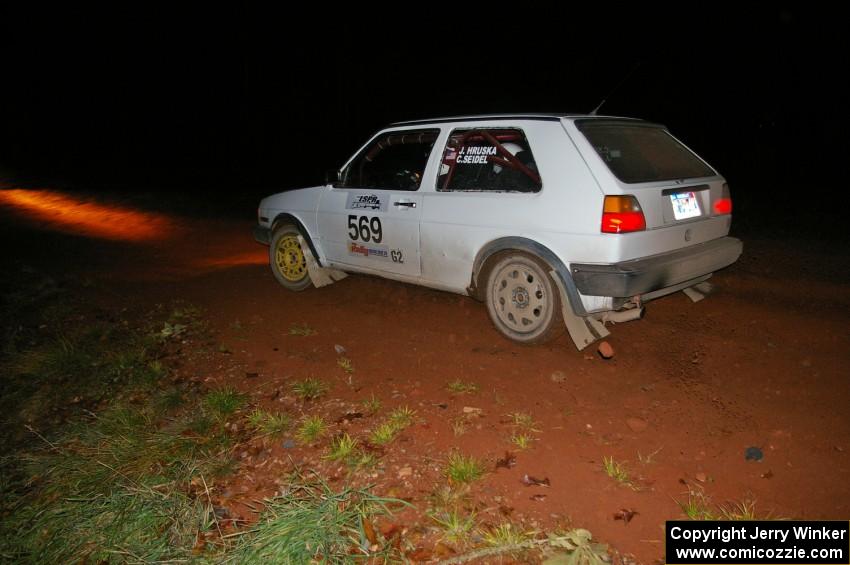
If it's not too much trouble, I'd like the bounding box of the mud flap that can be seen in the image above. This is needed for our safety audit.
[550,270,609,350]
[682,281,714,303]
[298,235,348,288]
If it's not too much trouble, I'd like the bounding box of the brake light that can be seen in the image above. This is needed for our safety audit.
[601,195,646,233]
[713,183,733,215]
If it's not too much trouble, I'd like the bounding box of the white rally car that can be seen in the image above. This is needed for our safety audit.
[253,114,742,348]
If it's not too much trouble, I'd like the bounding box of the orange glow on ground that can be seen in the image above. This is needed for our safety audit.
[194,249,268,269]
[0,189,177,241]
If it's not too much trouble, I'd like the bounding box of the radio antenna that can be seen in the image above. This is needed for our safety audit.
[589,61,642,116]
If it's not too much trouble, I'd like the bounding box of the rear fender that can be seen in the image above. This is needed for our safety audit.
[470,237,588,317]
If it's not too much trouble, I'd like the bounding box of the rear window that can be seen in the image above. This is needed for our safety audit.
[576,121,715,183]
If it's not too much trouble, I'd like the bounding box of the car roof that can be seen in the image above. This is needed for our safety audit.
[389,113,646,126]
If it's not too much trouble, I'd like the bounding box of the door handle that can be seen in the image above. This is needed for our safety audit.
[393,201,416,208]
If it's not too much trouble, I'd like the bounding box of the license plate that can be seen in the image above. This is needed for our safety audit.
[670,191,701,220]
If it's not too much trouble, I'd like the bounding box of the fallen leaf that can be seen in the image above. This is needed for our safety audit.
[521,474,550,487]
[614,508,638,524]
[362,516,378,545]
[496,451,517,470]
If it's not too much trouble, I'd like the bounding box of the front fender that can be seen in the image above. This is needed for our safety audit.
[271,213,324,268]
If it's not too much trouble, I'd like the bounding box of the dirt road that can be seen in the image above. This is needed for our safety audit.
[3,188,849,563]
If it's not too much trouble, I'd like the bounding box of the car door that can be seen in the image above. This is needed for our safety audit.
[316,128,440,278]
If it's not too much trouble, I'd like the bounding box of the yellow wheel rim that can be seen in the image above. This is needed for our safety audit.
[275,234,307,282]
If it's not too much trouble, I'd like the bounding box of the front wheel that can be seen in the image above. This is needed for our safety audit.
[269,225,312,291]
[484,252,562,344]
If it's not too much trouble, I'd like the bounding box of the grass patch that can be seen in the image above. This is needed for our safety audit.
[511,433,533,450]
[325,433,359,462]
[0,273,407,562]
[446,379,479,394]
[204,387,246,419]
[291,378,327,401]
[229,475,407,563]
[370,421,401,446]
[678,488,717,520]
[368,406,416,446]
[361,394,382,414]
[431,509,476,545]
[296,415,326,444]
[481,522,535,547]
[602,456,634,488]
[451,417,468,437]
[288,323,317,336]
[507,411,539,432]
[0,398,233,562]
[445,452,486,485]
[247,408,290,437]
[388,406,416,427]
[677,488,764,521]
[337,357,354,374]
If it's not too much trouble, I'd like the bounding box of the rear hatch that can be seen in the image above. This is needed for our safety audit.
[571,119,730,240]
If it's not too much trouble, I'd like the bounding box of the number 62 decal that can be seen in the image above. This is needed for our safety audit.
[347,215,382,243]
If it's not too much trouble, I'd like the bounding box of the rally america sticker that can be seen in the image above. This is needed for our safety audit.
[346,193,387,212]
[348,241,389,260]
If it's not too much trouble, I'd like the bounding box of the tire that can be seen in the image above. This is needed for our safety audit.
[484,252,563,344]
[269,225,312,291]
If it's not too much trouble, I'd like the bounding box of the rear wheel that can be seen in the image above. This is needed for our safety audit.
[484,252,562,344]
[269,225,312,291]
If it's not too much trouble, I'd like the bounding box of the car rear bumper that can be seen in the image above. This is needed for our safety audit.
[569,237,743,297]
[253,225,271,245]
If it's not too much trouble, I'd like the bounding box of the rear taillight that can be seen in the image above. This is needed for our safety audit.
[713,183,733,215]
[601,195,646,233]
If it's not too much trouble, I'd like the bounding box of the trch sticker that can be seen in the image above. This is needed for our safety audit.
[346,193,387,212]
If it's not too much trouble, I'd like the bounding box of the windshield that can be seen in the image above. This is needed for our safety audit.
[576,121,715,183]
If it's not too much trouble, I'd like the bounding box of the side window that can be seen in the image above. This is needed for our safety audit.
[339,129,439,191]
[436,128,542,192]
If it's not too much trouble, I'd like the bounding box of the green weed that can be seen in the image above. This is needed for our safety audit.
[291,378,327,401]
[296,416,326,444]
[444,452,485,484]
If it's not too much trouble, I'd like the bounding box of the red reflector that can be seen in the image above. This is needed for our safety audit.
[601,211,646,233]
[713,198,732,215]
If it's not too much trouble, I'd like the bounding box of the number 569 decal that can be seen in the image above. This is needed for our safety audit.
[347,215,383,243]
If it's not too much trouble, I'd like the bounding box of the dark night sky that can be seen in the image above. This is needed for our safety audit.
[1,6,846,228]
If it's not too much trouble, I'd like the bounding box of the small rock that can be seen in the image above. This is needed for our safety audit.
[550,370,567,383]
[463,406,482,415]
[626,417,648,433]
[282,439,296,449]
[695,472,707,483]
[334,344,347,355]
[397,466,413,478]
[744,446,764,461]
[597,341,615,359]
